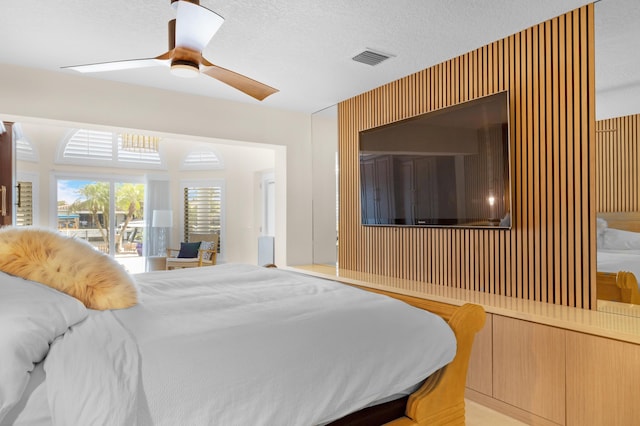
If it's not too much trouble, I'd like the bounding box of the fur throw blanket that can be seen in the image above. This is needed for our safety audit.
[0,227,137,310]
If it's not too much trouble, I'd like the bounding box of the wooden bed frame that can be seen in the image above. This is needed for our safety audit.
[330,285,486,426]
[596,271,640,304]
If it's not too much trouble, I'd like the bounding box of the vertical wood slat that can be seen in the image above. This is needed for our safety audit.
[586,4,597,310]
[337,5,595,308]
[548,13,558,304]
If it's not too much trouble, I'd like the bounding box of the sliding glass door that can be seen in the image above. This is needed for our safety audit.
[56,177,146,273]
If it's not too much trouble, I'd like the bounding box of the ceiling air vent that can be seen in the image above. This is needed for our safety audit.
[352,49,392,66]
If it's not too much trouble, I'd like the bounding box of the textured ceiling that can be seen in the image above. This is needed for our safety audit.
[0,0,636,117]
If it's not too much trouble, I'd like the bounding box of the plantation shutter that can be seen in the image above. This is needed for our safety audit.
[15,181,33,226]
[16,139,37,162]
[117,137,162,166]
[63,129,113,161]
[62,130,161,166]
[184,186,221,252]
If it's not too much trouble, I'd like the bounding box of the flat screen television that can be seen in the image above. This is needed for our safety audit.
[359,91,511,228]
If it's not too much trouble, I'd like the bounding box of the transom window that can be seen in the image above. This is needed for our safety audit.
[12,123,38,162]
[16,138,38,162]
[58,129,163,168]
[182,149,223,170]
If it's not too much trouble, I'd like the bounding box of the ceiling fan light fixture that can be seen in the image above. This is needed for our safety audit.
[61,0,277,101]
[170,61,200,78]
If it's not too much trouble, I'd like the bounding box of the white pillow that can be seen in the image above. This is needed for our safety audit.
[596,218,608,247]
[0,272,88,422]
[602,228,640,250]
[597,217,608,231]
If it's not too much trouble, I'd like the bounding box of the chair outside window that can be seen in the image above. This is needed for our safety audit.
[166,233,218,270]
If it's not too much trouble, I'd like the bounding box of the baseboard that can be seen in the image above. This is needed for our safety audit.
[465,388,563,426]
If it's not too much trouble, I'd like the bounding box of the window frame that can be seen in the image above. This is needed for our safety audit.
[50,171,146,256]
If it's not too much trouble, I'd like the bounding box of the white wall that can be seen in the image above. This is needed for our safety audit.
[0,63,312,266]
[164,139,276,264]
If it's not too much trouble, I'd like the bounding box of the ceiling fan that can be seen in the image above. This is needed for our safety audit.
[62,0,278,101]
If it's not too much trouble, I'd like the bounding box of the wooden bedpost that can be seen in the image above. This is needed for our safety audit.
[385,303,486,426]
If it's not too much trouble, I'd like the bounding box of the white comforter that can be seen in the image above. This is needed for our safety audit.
[42,264,456,425]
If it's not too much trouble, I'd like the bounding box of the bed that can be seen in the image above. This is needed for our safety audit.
[0,229,485,426]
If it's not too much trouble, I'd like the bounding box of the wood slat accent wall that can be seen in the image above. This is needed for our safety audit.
[338,5,596,308]
[596,113,640,212]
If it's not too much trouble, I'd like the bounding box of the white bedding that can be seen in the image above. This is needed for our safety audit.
[0,274,87,423]
[5,263,456,426]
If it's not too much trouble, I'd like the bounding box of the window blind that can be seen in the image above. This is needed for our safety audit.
[184,186,221,252]
[16,139,37,162]
[117,137,162,166]
[15,181,33,227]
[182,150,222,169]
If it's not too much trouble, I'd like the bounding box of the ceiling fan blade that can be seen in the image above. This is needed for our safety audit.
[175,1,224,52]
[63,52,172,73]
[202,62,278,101]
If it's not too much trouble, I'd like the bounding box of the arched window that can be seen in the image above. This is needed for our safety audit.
[16,138,38,162]
[58,129,164,168]
[181,148,224,170]
[14,124,38,162]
